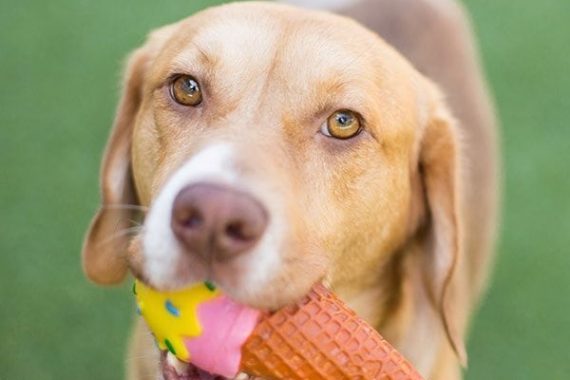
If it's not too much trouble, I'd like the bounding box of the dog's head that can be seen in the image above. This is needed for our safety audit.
[82,1,465,367]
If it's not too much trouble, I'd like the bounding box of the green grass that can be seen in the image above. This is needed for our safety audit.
[1,0,568,378]
[463,1,570,379]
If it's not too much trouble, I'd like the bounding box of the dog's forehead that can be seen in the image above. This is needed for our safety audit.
[170,9,378,92]
[189,18,279,70]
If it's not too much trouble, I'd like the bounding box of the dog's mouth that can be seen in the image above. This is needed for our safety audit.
[161,351,254,380]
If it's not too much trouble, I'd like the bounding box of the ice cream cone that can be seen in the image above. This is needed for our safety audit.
[240,284,423,380]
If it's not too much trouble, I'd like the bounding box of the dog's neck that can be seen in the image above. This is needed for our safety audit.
[332,248,404,329]
[333,242,445,377]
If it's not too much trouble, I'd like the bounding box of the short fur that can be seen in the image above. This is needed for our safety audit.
[82,1,498,379]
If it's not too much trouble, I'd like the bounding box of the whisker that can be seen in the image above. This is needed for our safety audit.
[97,226,144,247]
[101,204,149,212]
[129,218,144,227]
[124,352,161,362]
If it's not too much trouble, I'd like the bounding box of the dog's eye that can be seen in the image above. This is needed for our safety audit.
[170,75,203,106]
[321,110,362,139]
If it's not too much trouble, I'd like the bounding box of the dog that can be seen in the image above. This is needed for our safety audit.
[82,1,498,379]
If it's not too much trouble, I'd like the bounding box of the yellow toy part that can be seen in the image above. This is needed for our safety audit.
[133,280,220,362]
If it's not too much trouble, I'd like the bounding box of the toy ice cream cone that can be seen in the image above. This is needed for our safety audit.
[135,281,423,379]
[241,283,422,380]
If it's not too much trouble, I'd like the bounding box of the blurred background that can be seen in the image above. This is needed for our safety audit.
[1,0,568,378]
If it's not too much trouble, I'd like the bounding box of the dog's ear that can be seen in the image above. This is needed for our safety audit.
[82,24,179,284]
[81,47,149,285]
[415,82,467,365]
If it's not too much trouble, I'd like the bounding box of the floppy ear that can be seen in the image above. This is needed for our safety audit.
[82,24,181,285]
[416,84,468,365]
[81,47,150,285]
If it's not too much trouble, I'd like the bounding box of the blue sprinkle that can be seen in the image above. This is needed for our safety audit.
[136,305,142,316]
[165,300,180,317]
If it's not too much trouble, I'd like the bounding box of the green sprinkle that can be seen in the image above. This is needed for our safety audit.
[164,339,176,355]
[132,282,137,295]
[204,281,216,291]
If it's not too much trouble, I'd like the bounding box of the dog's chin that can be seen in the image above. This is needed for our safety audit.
[161,351,254,380]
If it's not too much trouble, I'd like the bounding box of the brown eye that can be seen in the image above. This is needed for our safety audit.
[322,110,362,139]
[170,75,203,106]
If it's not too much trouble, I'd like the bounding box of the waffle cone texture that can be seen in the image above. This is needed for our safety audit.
[240,284,424,380]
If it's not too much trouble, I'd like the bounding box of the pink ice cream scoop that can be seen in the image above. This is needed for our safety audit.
[183,295,260,377]
[134,280,260,378]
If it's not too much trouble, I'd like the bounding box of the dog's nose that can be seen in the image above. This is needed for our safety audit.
[171,183,268,261]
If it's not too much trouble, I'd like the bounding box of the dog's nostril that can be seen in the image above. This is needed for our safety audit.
[174,207,204,229]
[225,221,250,241]
[182,210,203,228]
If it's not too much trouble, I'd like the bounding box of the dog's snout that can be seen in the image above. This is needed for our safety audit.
[171,183,268,261]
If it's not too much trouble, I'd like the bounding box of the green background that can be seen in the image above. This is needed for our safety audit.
[1,0,568,378]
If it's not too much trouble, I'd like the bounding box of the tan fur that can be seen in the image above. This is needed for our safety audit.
[82,1,498,379]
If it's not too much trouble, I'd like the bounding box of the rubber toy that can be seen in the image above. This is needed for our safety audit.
[134,281,424,380]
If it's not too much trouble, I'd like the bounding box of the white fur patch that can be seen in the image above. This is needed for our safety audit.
[142,143,237,287]
[142,143,282,296]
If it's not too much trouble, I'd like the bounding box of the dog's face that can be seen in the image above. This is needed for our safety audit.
[83,1,464,367]
[128,3,426,307]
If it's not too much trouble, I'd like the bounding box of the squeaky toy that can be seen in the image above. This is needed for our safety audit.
[134,280,423,380]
